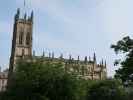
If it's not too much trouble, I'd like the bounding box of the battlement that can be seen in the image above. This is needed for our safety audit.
[29,52,107,80]
[31,51,106,68]
[14,8,33,23]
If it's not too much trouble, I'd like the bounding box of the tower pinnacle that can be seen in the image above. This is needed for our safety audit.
[93,52,96,63]
[24,0,26,7]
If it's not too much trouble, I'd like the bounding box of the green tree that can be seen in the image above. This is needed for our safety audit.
[111,36,133,83]
[4,60,78,100]
[86,80,127,100]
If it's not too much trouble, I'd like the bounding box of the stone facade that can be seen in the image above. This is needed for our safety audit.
[0,70,8,91]
[31,53,107,80]
[8,8,107,87]
[9,8,33,76]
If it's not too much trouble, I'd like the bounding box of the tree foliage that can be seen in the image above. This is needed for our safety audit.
[111,36,133,83]
[4,60,78,100]
[86,80,127,100]
[0,59,129,100]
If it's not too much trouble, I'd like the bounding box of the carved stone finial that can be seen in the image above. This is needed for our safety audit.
[17,8,20,16]
[105,60,107,68]
[72,58,74,61]
[24,13,27,19]
[31,10,34,22]
[15,8,20,20]
[60,53,63,59]
[84,56,87,62]
[52,52,54,58]
[69,54,72,60]
[102,59,104,65]
[78,56,80,61]
[89,56,91,61]
[42,51,45,57]
[49,52,51,58]
[93,53,96,63]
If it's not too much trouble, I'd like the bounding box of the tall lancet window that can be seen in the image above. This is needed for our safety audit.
[26,32,30,45]
[19,32,24,45]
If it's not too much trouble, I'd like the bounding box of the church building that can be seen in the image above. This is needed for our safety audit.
[8,8,107,81]
[0,8,108,92]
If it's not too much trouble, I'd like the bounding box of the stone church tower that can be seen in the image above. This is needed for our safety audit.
[6,8,106,88]
[9,8,33,74]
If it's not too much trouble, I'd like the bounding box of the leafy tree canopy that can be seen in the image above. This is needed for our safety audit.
[111,36,133,83]
[5,60,78,100]
[86,79,127,100]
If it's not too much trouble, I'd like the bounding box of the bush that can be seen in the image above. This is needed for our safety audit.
[5,60,79,100]
[86,79,127,100]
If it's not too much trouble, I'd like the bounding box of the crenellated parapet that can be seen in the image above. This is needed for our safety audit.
[14,8,33,24]
[31,51,107,80]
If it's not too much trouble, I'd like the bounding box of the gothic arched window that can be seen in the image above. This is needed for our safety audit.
[19,32,23,45]
[26,32,30,45]
[22,49,25,56]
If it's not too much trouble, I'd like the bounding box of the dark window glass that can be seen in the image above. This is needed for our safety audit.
[19,32,23,44]
[26,32,30,45]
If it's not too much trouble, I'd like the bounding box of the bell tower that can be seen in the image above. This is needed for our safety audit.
[9,8,33,73]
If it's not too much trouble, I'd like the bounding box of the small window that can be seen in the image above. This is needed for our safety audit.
[22,49,25,56]
[26,32,30,45]
[19,32,23,44]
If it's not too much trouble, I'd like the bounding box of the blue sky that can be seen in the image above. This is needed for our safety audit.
[0,0,133,77]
